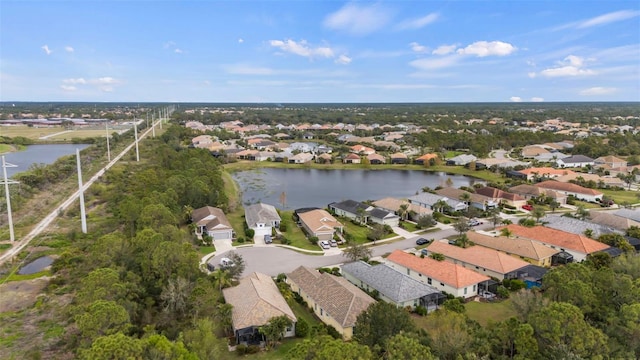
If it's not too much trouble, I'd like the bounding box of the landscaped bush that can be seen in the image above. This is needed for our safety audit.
[280,237,291,245]
[246,345,260,354]
[518,218,536,227]
[326,325,341,339]
[295,318,309,338]
[503,279,526,291]
[279,221,288,232]
[244,228,255,238]
[236,344,248,355]
[236,236,245,243]
[414,305,428,316]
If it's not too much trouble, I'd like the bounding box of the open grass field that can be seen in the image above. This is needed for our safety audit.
[601,188,640,205]
[0,144,16,153]
[465,299,516,326]
[0,125,131,142]
[0,126,61,139]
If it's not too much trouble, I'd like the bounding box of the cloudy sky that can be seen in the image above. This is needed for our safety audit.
[1,1,639,102]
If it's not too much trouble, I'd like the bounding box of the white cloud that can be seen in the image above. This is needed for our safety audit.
[410,56,459,70]
[93,77,117,85]
[579,87,617,96]
[539,55,596,77]
[409,42,428,53]
[323,3,391,35]
[531,97,544,102]
[65,46,74,53]
[510,96,522,102]
[60,85,76,91]
[335,55,352,65]
[63,78,87,84]
[396,13,439,30]
[432,44,457,55]
[577,10,640,29]
[269,39,335,59]
[41,45,52,55]
[238,38,244,43]
[174,48,183,54]
[457,41,517,57]
[528,72,537,78]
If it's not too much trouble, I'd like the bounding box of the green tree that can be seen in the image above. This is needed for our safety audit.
[416,214,436,229]
[549,200,560,213]
[212,269,234,291]
[353,302,416,350]
[259,315,293,350]
[367,224,386,242]
[160,276,193,318]
[487,318,538,360]
[452,217,470,237]
[384,333,435,360]
[575,205,589,220]
[420,310,473,360]
[398,203,409,221]
[78,332,143,360]
[286,335,373,360]
[529,302,609,359]
[531,207,546,224]
[76,267,131,306]
[442,298,466,314]
[75,300,131,345]
[342,241,372,262]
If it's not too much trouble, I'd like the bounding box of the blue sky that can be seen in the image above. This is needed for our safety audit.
[1,1,639,103]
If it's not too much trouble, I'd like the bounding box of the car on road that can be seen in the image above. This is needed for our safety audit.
[415,238,430,245]
[320,240,331,250]
[329,239,338,247]
[206,262,215,272]
[220,257,234,267]
[264,234,272,244]
[522,204,533,211]
[468,219,483,226]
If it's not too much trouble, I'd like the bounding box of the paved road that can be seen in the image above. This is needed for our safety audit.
[207,224,495,277]
[0,117,167,267]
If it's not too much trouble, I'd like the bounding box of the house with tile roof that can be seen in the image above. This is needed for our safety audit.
[367,153,386,164]
[535,180,603,202]
[372,197,433,221]
[223,272,297,345]
[508,184,567,204]
[350,144,375,155]
[286,266,375,340]
[288,152,314,164]
[466,231,559,267]
[515,167,575,181]
[385,250,490,299]
[446,154,477,166]
[245,203,281,238]
[342,153,362,164]
[436,187,497,210]
[541,214,622,238]
[589,211,640,231]
[500,224,610,262]
[475,186,527,208]
[298,209,343,241]
[390,152,408,164]
[426,241,531,280]
[341,261,444,310]
[408,192,468,212]
[414,153,439,165]
[191,206,234,242]
[594,155,627,169]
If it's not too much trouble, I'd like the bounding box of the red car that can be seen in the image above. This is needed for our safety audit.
[522,204,533,211]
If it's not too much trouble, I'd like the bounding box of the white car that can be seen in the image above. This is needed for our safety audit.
[320,241,331,249]
[220,257,234,267]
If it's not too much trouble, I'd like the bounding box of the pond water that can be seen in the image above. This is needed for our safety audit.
[18,256,54,275]
[232,168,484,210]
[1,144,91,178]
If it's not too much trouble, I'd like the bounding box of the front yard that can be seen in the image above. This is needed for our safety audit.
[277,211,319,251]
[464,299,516,327]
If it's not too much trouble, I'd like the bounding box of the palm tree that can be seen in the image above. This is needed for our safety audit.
[500,227,513,238]
[434,199,449,214]
[576,205,589,221]
[459,192,472,218]
[212,269,234,291]
[398,203,409,221]
[531,207,546,224]
[549,200,560,213]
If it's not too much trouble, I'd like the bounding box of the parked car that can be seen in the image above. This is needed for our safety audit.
[468,219,482,226]
[220,257,234,267]
[522,204,533,211]
[206,262,216,272]
[415,238,430,245]
[420,248,429,256]
[264,234,272,244]
[320,240,331,249]
[329,239,338,247]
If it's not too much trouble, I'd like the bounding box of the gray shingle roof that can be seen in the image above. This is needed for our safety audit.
[341,261,440,303]
[245,203,281,228]
[542,215,621,238]
[329,199,370,215]
[560,155,594,164]
[614,208,640,223]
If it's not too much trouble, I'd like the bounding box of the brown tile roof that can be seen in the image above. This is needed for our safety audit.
[589,211,640,230]
[508,184,565,200]
[298,209,343,233]
[535,180,603,196]
[367,153,386,162]
[372,197,433,216]
[518,167,575,177]
[416,153,438,161]
[427,241,530,275]
[500,224,610,254]
[386,250,489,289]
[466,231,559,261]
[390,152,408,159]
[435,187,489,204]
[344,153,361,160]
[191,206,233,230]
[594,155,626,164]
[287,267,375,328]
[475,186,525,202]
[223,272,296,330]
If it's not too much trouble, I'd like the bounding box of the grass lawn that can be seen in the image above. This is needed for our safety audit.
[600,188,640,205]
[0,144,16,153]
[445,150,465,158]
[465,299,517,327]
[0,126,61,140]
[341,219,370,243]
[401,221,419,232]
[198,245,216,255]
[278,211,318,251]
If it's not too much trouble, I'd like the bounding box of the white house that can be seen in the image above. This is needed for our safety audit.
[556,155,595,168]
[245,203,281,237]
[191,206,234,241]
[385,250,490,299]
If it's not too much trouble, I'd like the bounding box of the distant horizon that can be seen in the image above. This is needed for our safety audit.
[2,1,638,102]
[2,101,639,105]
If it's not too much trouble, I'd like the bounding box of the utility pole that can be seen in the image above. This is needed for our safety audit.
[105,121,111,162]
[1,156,18,241]
[152,113,156,138]
[134,119,140,162]
[76,149,87,234]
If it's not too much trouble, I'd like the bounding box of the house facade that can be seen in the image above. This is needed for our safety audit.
[222,272,296,345]
[385,250,490,299]
[466,231,558,267]
[245,203,281,237]
[298,209,343,241]
[535,180,603,203]
[408,192,468,212]
[191,206,234,241]
[286,266,375,340]
[556,155,595,168]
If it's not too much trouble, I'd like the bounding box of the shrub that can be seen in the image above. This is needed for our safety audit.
[518,218,536,227]
[236,344,248,355]
[414,305,428,316]
[279,222,288,232]
[246,345,260,354]
[280,237,291,245]
[295,318,309,338]
[497,285,510,299]
[244,228,255,238]
[326,325,341,339]
[236,236,245,243]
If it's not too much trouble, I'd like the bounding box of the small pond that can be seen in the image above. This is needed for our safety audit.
[232,168,484,210]
[18,256,54,275]
[2,144,91,178]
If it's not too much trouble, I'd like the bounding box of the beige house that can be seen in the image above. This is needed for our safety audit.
[222,272,297,345]
[466,231,558,267]
[286,266,375,340]
[298,209,343,241]
[594,155,627,169]
[191,206,234,242]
